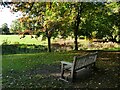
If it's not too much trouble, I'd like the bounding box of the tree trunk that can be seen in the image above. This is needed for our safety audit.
[45,2,52,52]
[74,3,82,51]
[46,29,51,52]
[47,36,51,52]
[74,24,78,50]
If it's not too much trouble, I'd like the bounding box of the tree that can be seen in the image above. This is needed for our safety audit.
[75,2,119,43]
[10,2,75,52]
[105,2,120,42]
[2,2,119,51]
[1,23,9,34]
[72,3,83,50]
[10,20,22,34]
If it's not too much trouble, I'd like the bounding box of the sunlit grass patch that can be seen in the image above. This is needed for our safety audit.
[104,47,120,51]
[0,35,44,45]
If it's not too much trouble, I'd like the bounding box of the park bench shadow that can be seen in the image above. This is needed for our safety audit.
[28,64,102,82]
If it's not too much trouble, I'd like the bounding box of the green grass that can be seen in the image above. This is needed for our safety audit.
[0,35,87,45]
[1,35,120,88]
[104,47,120,51]
[2,52,85,73]
[1,35,120,54]
[0,35,47,45]
[2,51,120,88]
[2,51,87,88]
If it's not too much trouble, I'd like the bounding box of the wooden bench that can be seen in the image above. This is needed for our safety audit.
[60,51,98,82]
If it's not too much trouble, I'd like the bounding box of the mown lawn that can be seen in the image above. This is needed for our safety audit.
[2,51,87,88]
[3,52,84,73]
[1,35,120,53]
[2,51,120,89]
[0,35,45,45]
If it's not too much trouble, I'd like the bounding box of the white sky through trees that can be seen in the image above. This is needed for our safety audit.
[0,6,22,28]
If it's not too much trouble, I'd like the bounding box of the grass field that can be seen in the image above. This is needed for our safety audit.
[0,35,46,45]
[2,51,120,88]
[1,35,120,88]
[3,52,80,73]
[0,35,88,53]
[0,35,120,51]
[2,51,87,88]
[0,35,79,45]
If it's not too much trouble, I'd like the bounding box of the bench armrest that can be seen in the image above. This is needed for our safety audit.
[61,61,72,66]
[61,61,72,70]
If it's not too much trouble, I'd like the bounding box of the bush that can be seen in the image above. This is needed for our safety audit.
[2,39,11,45]
[2,44,47,54]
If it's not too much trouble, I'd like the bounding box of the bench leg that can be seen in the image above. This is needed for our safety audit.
[91,62,97,70]
[60,64,69,82]
[61,70,65,79]
[61,63,65,79]
[93,62,96,67]
[70,71,76,82]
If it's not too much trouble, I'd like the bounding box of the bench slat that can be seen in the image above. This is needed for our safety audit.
[74,56,87,70]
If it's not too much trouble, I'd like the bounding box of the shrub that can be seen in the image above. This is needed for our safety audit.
[2,44,47,54]
[2,39,11,45]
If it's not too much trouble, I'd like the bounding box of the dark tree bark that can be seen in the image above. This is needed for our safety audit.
[45,2,52,52]
[74,3,83,51]
[47,36,51,52]
[74,20,78,51]
[46,30,51,52]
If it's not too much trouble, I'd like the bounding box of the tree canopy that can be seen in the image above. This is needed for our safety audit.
[1,2,120,51]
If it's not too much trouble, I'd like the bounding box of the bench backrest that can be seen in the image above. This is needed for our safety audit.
[73,52,98,71]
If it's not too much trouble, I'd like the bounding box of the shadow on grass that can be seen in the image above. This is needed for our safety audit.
[2,51,120,89]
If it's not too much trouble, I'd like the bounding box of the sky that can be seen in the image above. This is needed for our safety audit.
[0,6,22,28]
